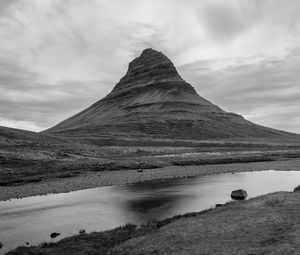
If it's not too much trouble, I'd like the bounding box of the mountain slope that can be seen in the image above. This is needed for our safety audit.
[44,48,300,142]
[0,126,66,146]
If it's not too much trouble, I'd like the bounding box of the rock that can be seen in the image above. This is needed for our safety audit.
[79,229,86,234]
[0,241,3,249]
[137,169,144,173]
[293,185,300,192]
[50,232,60,238]
[231,189,248,200]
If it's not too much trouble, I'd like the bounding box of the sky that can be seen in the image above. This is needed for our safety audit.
[0,0,300,133]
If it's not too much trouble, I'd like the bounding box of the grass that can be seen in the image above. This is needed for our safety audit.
[6,208,218,255]
[7,224,138,255]
[1,141,300,186]
[6,191,300,255]
[264,197,282,207]
[112,192,300,255]
[171,154,276,166]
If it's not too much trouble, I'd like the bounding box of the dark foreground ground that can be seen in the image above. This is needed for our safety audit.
[7,189,300,255]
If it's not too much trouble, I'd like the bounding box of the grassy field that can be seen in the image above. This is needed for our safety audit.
[7,190,300,254]
[2,125,300,186]
[1,136,300,187]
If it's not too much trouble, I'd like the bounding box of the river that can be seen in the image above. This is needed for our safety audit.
[0,170,299,254]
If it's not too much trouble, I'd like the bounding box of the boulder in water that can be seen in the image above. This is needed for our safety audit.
[79,229,86,234]
[293,185,300,192]
[50,232,60,238]
[231,189,248,200]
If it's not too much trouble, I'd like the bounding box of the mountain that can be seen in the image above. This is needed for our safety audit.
[44,48,300,142]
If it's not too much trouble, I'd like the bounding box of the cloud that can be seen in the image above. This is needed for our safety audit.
[0,0,19,17]
[178,47,300,133]
[0,0,299,133]
[199,1,251,41]
[0,117,41,132]
[0,57,113,130]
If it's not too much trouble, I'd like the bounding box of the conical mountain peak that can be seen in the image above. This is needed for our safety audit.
[44,48,300,143]
[112,48,187,94]
[126,48,180,78]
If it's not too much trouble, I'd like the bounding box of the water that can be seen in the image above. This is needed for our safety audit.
[0,170,299,254]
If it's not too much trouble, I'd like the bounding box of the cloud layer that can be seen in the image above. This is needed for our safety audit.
[0,0,299,133]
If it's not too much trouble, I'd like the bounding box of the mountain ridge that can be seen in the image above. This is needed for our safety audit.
[44,48,300,142]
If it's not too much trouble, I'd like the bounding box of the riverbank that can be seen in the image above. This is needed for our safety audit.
[2,140,300,187]
[1,159,300,201]
[7,189,300,254]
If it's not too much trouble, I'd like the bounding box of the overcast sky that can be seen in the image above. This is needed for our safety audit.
[0,0,300,133]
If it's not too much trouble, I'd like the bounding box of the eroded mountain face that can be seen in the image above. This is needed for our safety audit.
[44,49,299,141]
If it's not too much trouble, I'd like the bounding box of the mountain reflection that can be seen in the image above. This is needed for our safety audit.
[120,182,191,221]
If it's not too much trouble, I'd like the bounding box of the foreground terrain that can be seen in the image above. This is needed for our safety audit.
[7,190,300,254]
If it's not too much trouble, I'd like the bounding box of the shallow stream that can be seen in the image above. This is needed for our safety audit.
[0,170,299,254]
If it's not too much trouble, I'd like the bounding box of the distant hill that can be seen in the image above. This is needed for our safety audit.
[0,126,66,146]
[44,48,300,143]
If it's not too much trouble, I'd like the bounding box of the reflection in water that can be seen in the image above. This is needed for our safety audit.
[0,170,300,254]
[127,194,177,212]
[125,193,188,221]
[120,180,199,221]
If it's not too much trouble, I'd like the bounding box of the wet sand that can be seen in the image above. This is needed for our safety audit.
[1,159,300,201]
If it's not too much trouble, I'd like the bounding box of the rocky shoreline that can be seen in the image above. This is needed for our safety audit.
[1,159,300,201]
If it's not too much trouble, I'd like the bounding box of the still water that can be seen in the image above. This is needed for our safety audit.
[0,170,300,253]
